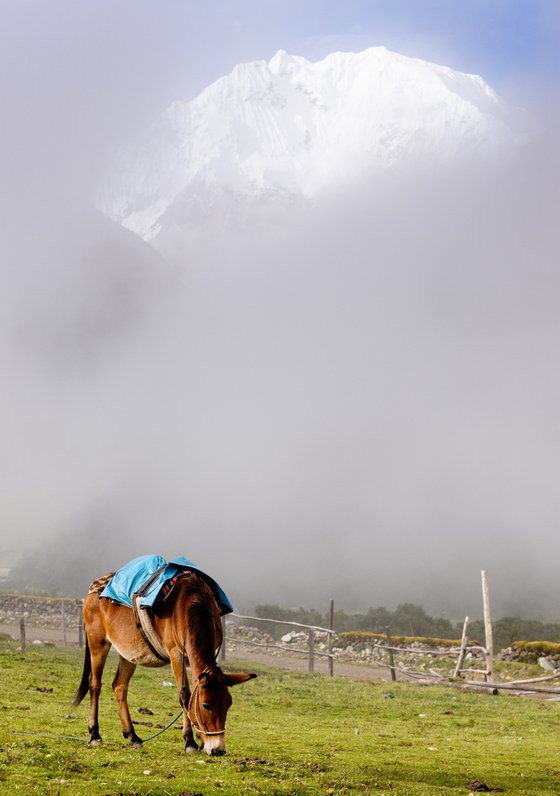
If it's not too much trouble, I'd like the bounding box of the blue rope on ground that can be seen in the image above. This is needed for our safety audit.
[14,709,183,745]
[15,731,113,744]
[141,709,183,742]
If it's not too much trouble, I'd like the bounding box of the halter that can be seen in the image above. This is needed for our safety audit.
[180,599,227,738]
[187,667,226,737]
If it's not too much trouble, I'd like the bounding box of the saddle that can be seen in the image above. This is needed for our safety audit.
[88,555,231,664]
[98,554,233,615]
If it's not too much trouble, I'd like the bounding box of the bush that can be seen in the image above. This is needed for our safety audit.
[338,631,463,648]
[512,640,560,656]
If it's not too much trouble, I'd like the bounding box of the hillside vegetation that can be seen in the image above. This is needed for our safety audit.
[254,603,560,650]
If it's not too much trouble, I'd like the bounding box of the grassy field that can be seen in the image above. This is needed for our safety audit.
[0,635,559,795]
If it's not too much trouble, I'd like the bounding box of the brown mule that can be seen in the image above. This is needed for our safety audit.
[73,570,256,755]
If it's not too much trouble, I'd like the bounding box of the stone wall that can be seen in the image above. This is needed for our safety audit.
[499,643,560,671]
[0,593,82,630]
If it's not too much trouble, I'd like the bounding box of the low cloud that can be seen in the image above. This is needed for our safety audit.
[2,3,559,620]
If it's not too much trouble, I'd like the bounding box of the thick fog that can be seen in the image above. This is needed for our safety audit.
[2,3,560,620]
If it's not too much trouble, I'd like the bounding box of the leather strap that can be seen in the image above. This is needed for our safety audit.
[131,593,170,663]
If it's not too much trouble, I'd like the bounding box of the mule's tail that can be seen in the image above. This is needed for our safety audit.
[73,634,91,706]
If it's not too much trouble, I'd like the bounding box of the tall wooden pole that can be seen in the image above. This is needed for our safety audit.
[481,570,493,682]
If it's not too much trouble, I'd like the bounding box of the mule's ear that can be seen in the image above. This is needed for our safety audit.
[223,672,257,686]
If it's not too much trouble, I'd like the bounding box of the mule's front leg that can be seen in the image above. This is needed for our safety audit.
[112,657,143,747]
[170,649,197,752]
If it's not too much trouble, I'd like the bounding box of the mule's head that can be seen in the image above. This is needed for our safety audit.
[189,666,257,755]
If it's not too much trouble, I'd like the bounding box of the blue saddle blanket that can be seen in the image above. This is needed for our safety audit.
[100,555,233,615]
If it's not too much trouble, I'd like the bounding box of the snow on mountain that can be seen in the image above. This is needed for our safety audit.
[98,46,516,252]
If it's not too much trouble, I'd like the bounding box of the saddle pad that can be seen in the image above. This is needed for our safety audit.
[100,554,233,615]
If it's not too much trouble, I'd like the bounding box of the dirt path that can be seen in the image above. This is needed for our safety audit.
[0,622,81,645]
[225,649,402,681]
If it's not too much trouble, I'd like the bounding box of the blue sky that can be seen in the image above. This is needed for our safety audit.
[6,1,559,99]
[153,0,560,102]
[2,0,558,163]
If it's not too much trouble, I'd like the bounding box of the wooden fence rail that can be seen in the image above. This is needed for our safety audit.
[222,611,494,683]
[224,611,336,675]
[14,607,84,649]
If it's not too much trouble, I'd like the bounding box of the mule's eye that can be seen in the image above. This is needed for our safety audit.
[202,702,211,711]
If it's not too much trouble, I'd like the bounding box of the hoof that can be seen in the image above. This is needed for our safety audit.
[124,730,143,748]
[185,742,199,754]
[88,738,103,747]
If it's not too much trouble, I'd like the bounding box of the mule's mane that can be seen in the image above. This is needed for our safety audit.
[177,572,222,665]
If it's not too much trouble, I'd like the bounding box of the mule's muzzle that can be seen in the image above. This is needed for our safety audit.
[203,736,226,756]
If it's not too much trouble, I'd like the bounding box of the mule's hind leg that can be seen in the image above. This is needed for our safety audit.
[170,649,198,752]
[88,640,111,745]
[112,656,143,747]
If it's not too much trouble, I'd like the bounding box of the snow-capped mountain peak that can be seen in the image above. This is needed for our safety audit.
[98,46,516,252]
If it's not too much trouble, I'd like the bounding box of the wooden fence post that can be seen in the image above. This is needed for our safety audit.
[218,616,226,662]
[20,615,26,653]
[308,628,315,673]
[386,626,397,681]
[452,616,469,678]
[61,601,67,647]
[328,599,334,677]
[481,570,494,682]
[78,612,84,648]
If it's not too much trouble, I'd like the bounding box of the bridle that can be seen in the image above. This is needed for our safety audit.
[187,667,226,737]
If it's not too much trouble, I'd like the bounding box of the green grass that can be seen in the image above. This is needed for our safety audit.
[1,637,559,795]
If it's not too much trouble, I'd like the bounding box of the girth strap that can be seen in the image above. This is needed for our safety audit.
[131,593,170,663]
